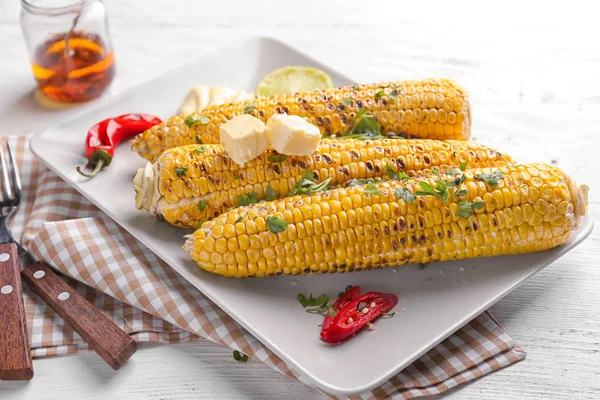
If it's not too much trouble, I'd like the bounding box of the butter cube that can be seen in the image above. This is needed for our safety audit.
[266,114,321,156]
[220,115,269,166]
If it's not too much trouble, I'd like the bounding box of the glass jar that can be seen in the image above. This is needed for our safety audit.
[20,0,115,103]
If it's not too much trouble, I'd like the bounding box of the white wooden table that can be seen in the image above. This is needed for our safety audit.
[1,1,599,398]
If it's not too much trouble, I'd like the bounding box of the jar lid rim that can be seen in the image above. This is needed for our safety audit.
[21,0,93,15]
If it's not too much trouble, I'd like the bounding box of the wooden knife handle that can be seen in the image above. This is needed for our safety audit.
[22,262,136,370]
[0,243,33,380]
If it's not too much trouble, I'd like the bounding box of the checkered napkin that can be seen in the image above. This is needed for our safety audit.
[6,135,526,399]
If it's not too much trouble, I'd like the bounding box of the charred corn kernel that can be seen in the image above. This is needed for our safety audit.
[184,163,587,277]
[132,78,471,161]
[134,139,513,228]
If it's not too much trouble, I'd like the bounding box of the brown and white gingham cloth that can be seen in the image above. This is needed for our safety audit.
[6,135,526,399]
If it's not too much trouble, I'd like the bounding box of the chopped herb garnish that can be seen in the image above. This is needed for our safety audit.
[174,167,187,177]
[194,146,207,153]
[395,188,416,203]
[267,154,288,163]
[346,178,379,187]
[197,200,208,212]
[385,163,397,179]
[290,173,331,196]
[381,311,396,319]
[237,192,259,206]
[243,102,256,114]
[185,115,209,127]
[195,135,202,144]
[397,171,409,181]
[266,215,288,233]
[474,170,504,187]
[365,183,383,196]
[265,184,278,201]
[337,108,404,141]
[416,181,447,201]
[375,90,385,99]
[233,350,248,362]
[195,221,203,229]
[459,161,468,171]
[341,98,352,107]
[352,83,360,90]
[455,200,486,219]
[297,293,330,308]
[446,168,462,176]
[297,293,333,316]
[234,215,244,223]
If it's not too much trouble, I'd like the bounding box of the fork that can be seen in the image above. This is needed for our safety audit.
[0,142,136,376]
[0,141,33,380]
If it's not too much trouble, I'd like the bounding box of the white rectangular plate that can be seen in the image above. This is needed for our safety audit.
[30,37,593,395]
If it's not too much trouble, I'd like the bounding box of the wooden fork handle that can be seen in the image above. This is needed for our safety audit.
[0,243,33,380]
[22,262,137,370]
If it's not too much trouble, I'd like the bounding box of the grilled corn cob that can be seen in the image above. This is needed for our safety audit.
[132,78,471,162]
[184,163,588,278]
[134,138,513,228]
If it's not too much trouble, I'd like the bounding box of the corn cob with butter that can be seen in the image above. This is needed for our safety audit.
[131,78,471,162]
[184,163,588,278]
[134,138,513,228]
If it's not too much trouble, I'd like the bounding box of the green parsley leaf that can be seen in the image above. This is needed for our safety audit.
[454,189,469,198]
[174,167,187,177]
[383,162,409,182]
[197,200,208,212]
[237,192,259,207]
[352,83,360,90]
[185,115,209,127]
[233,350,248,362]
[395,188,416,203]
[375,90,385,99]
[455,200,486,219]
[459,161,468,171]
[396,171,409,181]
[416,181,435,196]
[365,183,384,196]
[195,135,202,144]
[266,215,288,233]
[341,98,351,107]
[265,184,278,201]
[381,311,396,319]
[385,162,397,179]
[290,175,331,196]
[327,307,337,317]
[474,170,504,187]
[446,168,462,176]
[243,102,256,114]
[194,146,207,153]
[345,178,379,187]
[267,154,288,163]
[297,293,329,308]
[195,221,204,229]
[343,108,381,140]
[234,215,244,224]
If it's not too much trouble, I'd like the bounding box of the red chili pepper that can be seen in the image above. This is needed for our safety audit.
[321,285,361,332]
[76,113,162,178]
[320,291,398,344]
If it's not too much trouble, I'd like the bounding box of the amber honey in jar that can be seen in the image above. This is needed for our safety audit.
[20,0,115,103]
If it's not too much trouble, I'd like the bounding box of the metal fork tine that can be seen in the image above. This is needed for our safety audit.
[0,142,13,205]
[6,143,21,203]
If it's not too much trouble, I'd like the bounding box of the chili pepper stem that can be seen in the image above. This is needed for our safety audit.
[76,158,105,178]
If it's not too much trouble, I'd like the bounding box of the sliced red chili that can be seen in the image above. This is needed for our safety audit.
[77,113,161,178]
[320,291,398,344]
[322,285,361,331]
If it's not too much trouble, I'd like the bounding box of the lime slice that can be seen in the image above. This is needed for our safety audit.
[256,66,334,96]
